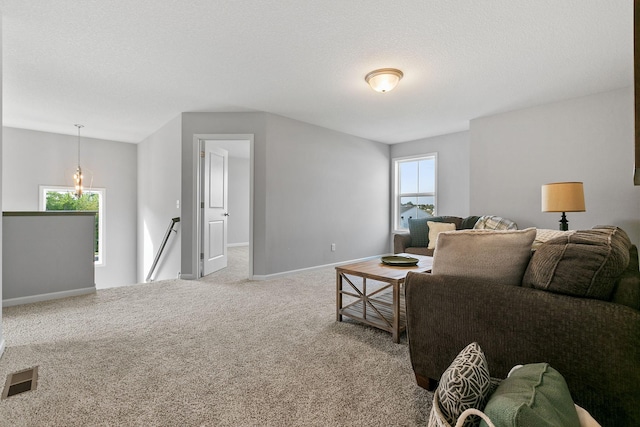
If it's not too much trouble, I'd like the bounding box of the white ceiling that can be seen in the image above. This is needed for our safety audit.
[1,1,633,144]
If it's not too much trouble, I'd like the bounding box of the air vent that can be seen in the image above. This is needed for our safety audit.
[2,366,38,399]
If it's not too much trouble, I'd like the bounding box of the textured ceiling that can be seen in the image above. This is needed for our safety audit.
[1,0,633,144]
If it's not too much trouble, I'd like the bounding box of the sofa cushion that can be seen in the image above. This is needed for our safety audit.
[427,221,456,250]
[610,245,640,310]
[532,229,576,250]
[404,247,434,256]
[408,216,463,248]
[479,363,580,427]
[523,226,632,300]
[432,342,492,427]
[432,228,536,285]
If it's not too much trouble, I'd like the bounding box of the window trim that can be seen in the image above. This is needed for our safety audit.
[39,185,106,267]
[392,153,438,233]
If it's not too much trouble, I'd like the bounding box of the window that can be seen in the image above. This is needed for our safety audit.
[39,186,105,266]
[393,154,437,231]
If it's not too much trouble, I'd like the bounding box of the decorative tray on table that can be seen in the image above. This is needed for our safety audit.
[381,255,419,266]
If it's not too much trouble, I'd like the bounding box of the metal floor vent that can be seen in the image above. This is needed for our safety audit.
[2,366,38,399]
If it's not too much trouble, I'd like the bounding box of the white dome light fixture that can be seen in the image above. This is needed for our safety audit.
[365,68,404,93]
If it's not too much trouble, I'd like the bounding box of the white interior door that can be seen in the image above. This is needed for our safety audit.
[202,143,228,276]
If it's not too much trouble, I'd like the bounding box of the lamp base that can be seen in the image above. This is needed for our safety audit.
[558,212,568,231]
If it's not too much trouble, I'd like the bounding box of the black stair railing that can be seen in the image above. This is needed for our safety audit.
[146,217,180,282]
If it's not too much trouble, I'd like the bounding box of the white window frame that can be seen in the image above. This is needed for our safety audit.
[39,185,106,266]
[392,153,438,233]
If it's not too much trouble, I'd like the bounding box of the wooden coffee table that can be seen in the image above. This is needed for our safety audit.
[336,254,433,343]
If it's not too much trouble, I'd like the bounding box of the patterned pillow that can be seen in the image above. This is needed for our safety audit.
[432,342,492,427]
[473,215,518,230]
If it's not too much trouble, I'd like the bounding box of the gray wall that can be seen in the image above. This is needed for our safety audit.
[263,114,390,274]
[0,19,4,354]
[2,127,138,287]
[3,213,95,303]
[470,87,640,244]
[179,112,390,277]
[390,131,470,219]
[137,115,182,283]
[228,156,250,245]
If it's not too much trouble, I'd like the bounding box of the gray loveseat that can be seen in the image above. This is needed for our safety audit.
[404,226,640,427]
[394,215,516,256]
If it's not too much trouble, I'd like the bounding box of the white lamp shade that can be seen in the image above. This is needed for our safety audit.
[541,182,585,212]
[365,68,403,93]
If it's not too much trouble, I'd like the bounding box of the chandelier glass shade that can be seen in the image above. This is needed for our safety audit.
[74,124,84,198]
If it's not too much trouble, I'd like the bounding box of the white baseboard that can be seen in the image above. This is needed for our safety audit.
[252,254,384,281]
[0,338,5,360]
[2,287,96,307]
[227,242,249,247]
[179,273,197,280]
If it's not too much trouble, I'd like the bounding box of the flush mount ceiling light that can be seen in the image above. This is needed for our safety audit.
[365,68,404,93]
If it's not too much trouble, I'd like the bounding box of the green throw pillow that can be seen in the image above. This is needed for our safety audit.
[461,216,481,230]
[479,363,580,427]
[407,218,432,247]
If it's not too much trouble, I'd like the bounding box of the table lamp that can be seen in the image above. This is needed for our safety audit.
[541,182,585,231]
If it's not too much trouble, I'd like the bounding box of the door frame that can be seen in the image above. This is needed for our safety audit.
[192,133,254,279]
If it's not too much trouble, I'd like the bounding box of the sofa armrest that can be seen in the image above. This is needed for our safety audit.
[393,233,411,254]
[404,272,640,427]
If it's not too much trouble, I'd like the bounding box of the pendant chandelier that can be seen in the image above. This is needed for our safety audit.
[73,124,84,198]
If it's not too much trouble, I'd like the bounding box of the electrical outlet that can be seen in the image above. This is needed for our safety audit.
[176,199,180,209]
[331,243,336,252]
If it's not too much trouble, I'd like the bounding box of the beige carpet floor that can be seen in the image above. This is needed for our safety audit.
[0,247,432,426]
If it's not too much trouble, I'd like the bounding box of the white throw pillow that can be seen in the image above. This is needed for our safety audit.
[574,405,601,427]
[432,228,536,285]
[427,221,457,250]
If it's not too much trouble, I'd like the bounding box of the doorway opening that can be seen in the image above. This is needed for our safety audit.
[193,134,253,279]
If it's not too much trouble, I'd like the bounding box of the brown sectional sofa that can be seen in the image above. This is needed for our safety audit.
[404,226,640,426]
